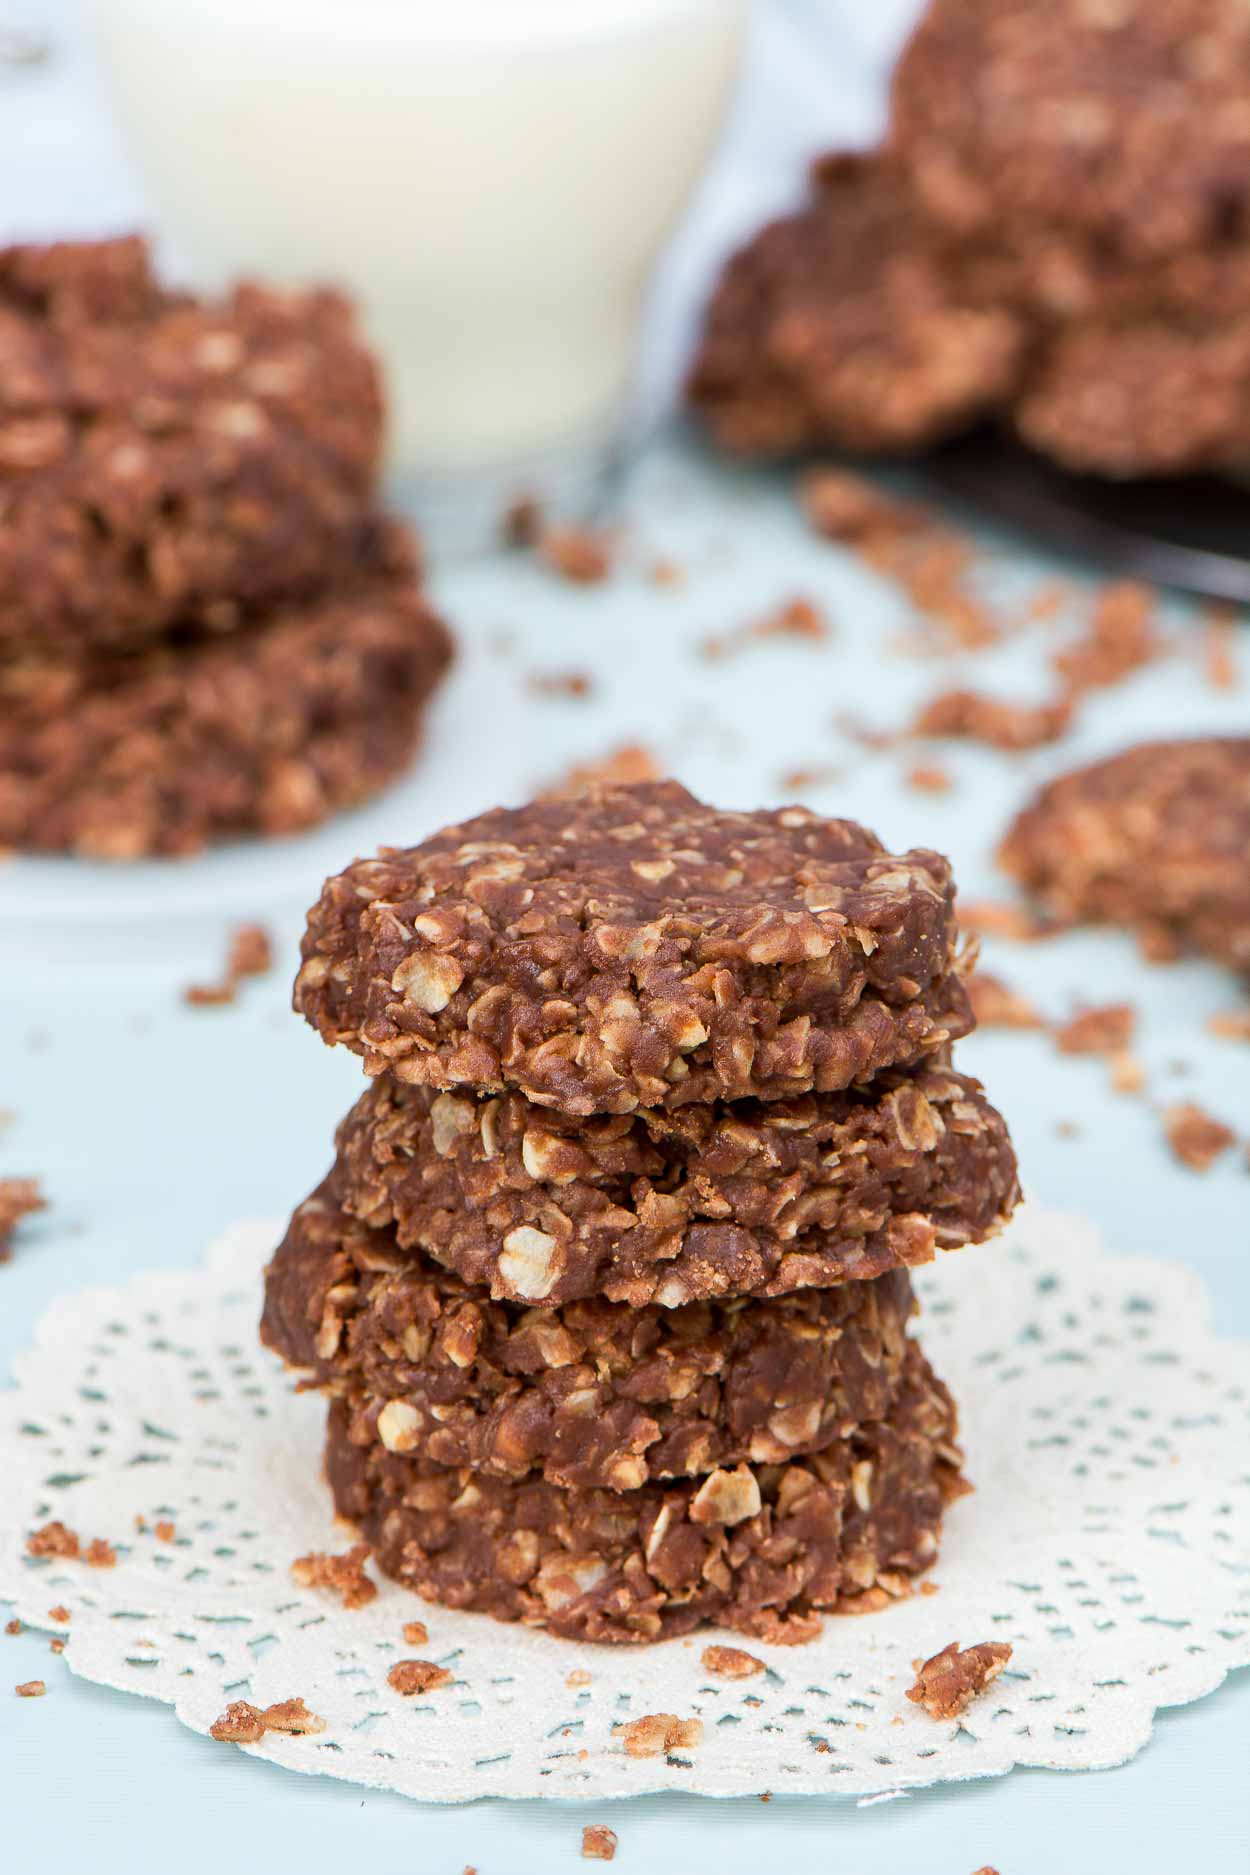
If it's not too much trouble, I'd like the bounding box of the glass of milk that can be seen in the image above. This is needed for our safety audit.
[85,0,748,549]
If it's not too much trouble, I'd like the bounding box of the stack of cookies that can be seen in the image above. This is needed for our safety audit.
[263,782,1020,1644]
[0,236,452,858]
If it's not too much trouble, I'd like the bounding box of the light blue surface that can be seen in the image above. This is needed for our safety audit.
[2,436,1249,1874]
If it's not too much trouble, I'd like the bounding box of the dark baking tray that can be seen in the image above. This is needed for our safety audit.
[922,429,1250,606]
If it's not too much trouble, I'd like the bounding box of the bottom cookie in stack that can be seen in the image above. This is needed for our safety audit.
[323,1342,962,1645]
[263,1182,965,1644]
[0,522,453,858]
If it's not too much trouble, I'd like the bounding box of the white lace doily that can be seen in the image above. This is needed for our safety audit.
[1,1203,1246,1801]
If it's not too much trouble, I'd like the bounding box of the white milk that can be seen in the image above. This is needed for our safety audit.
[86,0,747,541]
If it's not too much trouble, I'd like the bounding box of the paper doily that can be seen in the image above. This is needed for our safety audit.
[1,1204,1247,1802]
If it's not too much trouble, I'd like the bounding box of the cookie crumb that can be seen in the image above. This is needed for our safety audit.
[387,1659,453,1696]
[15,1680,46,1698]
[614,1712,704,1758]
[906,762,952,794]
[913,687,1073,751]
[1208,1009,1250,1043]
[4,1619,21,1636]
[84,1538,116,1568]
[1163,1103,1236,1173]
[527,670,593,700]
[542,743,660,800]
[539,525,613,584]
[153,1521,176,1544]
[648,557,683,587]
[581,1825,618,1861]
[260,1696,326,1735]
[184,921,274,1008]
[779,764,842,791]
[905,1641,1013,1720]
[290,1543,377,1609]
[701,1644,765,1679]
[210,1699,267,1743]
[566,1669,592,1688]
[26,1521,79,1560]
[47,1606,70,1624]
[0,1177,45,1262]
[1054,581,1160,693]
[959,899,1056,942]
[401,1620,429,1646]
[967,972,1044,1030]
[700,596,829,659]
[1053,1003,1135,1056]
[49,1638,65,1655]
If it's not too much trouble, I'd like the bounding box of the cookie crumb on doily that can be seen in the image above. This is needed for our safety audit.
[210,1696,326,1743]
[614,1713,704,1758]
[387,1659,453,1696]
[290,1543,377,1609]
[906,1641,1013,1719]
[701,1645,765,1679]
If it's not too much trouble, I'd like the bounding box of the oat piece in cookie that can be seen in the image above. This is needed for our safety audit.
[891,0,1250,262]
[328,1063,1018,1308]
[999,738,1250,977]
[295,780,973,1117]
[905,1639,1012,1720]
[0,522,453,858]
[262,1180,918,1489]
[0,235,383,655]
[688,152,1024,457]
[322,1342,962,1645]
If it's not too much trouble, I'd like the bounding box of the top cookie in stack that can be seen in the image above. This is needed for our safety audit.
[265,782,1019,1643]
[0,236,453,857]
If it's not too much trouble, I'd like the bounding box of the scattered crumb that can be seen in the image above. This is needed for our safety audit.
[701,1644,765,1680]
[184,921,274,1007]
[920,1580,940,1597]
[1109,1052,1146,1096]
[84,1538,116,1569]
[210,1700,267,1744]
[1053,580,1161,693]
[210,1695,326,1744]
[290,1544,377,1610]
[648,557,683,587]
[967,972,1044,1030]
[800,467,925,545]
[526,669,594,700]
[4,1619,20,1636]
[15,1680,46,1699]
[153,1520,176,1544]
[503,494,543,548]
[0,1176,45,1262]
[260,1696,327,1736]
[1055,1119,1081,1139]
[1053,1003,1135,1056]
[1024,581,1069,622]
[581,1825,618,1862]
[26,1521,80,1560]
[833,710,899,751]
[49,1637,65,1655]
[905,1641,1013,1720]
[566,1669,592,1689]
[227,923,273,981]
[906,762,952,793]
[1201,604,1240,689]
[387,1659,453,1696]
[959,898,1058,942]
[700,595,829,660]
[971,1867,1002,1874]
[614,1712,704,1758]
[1208,1009,1250,1042]
[402,1620,429,1647]
[778,764,842,791]
[1163,1103,1236,1173]
[543,743,661,800]
[913,687,1073,750]
[539,525,613,584]
[47,1606,69,1624]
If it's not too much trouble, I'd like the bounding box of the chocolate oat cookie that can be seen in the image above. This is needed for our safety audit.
[330,1063,1018,1307]
[0,235,383,655]
[688,152,1026,457]
[295,781,974,1116]
[262,1179,916,1489]
[0,522,452,858]
[323,1341,962,1643]
[890,0,1250,262]
[999,737,1250,976]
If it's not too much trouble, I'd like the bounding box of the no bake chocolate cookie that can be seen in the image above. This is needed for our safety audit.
[0,522,452,858]
[999,737,1250,976]
[330,1063,1017,1307]
[323,1340,963,1643]
[0,235,383,655]
[688,152,1025,457]
[295,781,974,1116]
[262,1179,916,1489]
